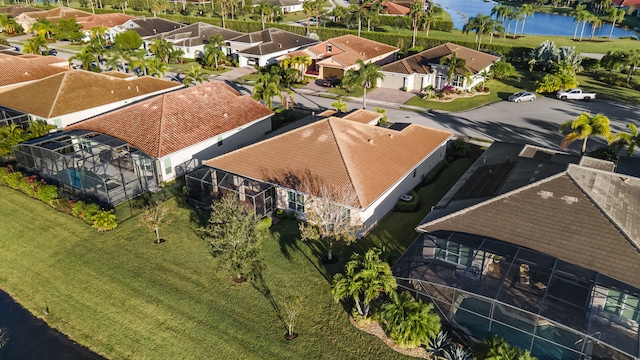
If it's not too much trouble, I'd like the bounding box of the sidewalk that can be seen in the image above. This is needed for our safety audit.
[294,87,428,112]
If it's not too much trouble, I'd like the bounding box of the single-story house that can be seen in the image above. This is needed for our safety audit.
[77,13,137,43]
[0,4,40,18]
[227,28,318,67]
[15,6,92,32]
[279,34,399,79]
[146,22,243,58]
[13,81,273,206]
[261,0,303,13]
[0,53,69,93]
[393,142,640,360]
[114,17,184,40]
[187,111,452,231]
[0,70,183,129]
[379,42,500,92]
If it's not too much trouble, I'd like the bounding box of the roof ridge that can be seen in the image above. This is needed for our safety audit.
[47,71,69,119]
[327,118,364,208]
[156,93,167,157]
[417,171,568,231]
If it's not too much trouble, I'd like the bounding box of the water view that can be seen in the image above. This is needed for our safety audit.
[433,0,639,38]
[0,290,105,360]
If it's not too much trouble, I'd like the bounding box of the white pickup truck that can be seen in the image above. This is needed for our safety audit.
[556,88,596,101]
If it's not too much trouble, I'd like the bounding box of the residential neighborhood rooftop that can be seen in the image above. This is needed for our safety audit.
[204,117,451,209]
[0,53,69,89]
[147,22,244,46]
[0,4,40,17]
[340,109,383,125]
[76,13,136,31]
[19,6,92,21]
[308,34,399,69]
[231,28,318,56]
[67,81,273,158]
[119,17,184,38]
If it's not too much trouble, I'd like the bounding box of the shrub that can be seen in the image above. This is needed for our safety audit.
[52,197,74,214]
[396,190,419,212]
[451,138,469,158]
[37,185,58,204]
[257,217,272,230]
[18,175,40,197]
[92,210,118,232]
[423,161,448,185]
[275,208,287,219]
[0,167,9,186]
[5,171,23,189]
[442,85,455,94]
[286,209,297,220]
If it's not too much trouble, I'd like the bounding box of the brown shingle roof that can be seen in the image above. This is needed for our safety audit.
[204,118,451,209]
[381,42,500,75]
[148,22,243,46]
[418,167,640,289]
[232,28,317,56]
[119,18,184,38]
[0,70,181,118]
[0,4,40,17]
[20,6,91,21]
[76,13,136,30]
[68,81,273,158]
[311,35,398,69]
[0,53,69,88]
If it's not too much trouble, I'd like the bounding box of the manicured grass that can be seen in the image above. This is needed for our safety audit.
[57,44,84,52]
[168,62,231,75]
[575,73,640,104]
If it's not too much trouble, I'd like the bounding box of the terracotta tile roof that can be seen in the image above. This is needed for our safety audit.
[76,13,136,30]
[381,1,410,15]
[310,35,398,69]
[148,22,243,46]
[340,109,382,125]
[0,70,181,118]
[613,0,640,5]
[204,118,451,209]
[0,4,40,17]
[0,53,69,88]
[418,168,640,289]
[231,28,318,56]
[21,6,92,21]
[101,70,136,79]
[119,18,184,38]
[381,42,500,75]
[67,81,273,158]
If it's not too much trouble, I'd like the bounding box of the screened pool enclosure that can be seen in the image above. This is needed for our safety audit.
[186,167,274,216]
[13,130,158,206]
[0,106,30,128]
[393,232,640,360]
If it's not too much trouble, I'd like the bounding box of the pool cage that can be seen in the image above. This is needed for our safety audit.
[393,231,640,360]
[0,106,30,128]
[13,130,159,206]
[186,167,274,217]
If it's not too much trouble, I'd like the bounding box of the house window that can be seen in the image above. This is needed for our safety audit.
[164,158,172,174]
[604,290,640,322]
[452,74,464,87]
[287,190,305,212]
[434,238,474,266]
[217,135,223,146]
[413,170,417,178]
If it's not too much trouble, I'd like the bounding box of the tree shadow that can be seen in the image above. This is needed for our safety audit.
[250,271,286,332]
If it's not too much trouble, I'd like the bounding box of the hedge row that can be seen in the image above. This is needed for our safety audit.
[0,166,118,232]
[375,16,454,32]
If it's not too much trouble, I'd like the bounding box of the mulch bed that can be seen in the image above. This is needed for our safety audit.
[349,317,429,359]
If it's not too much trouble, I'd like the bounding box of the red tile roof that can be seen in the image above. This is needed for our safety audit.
[612,0,640,5]
[381,1,410,15]
[306,35,399,69]
[76,13,136,30]
[68,81,273,158]
[0,53,69,88]
[204,118,451,209]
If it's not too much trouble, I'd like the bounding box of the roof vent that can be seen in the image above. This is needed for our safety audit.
[278,43,282,48]
[368,139,374,144]
[538,191,553,199]
[223,113,228,117]
[623,177,631,184]
[388,134,393,139]
[153,28,156,33]
[136,86,139,92]
[111,90,114,94]
[561,195,578,204]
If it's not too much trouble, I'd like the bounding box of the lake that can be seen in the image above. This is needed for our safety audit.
[433,0,639,38]
[0,290,105,360]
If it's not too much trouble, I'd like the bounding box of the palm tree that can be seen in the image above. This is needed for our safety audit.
[302,0,314,35]
[69,48,98,70]
[624,49,640,85]
[440,51,466,86]
[578,9,593,41]
[601,50,626,76]
[129,49,150,76]
[463,15,499,51]
[588,15,603,40]
[291,55,311,81]
[332,248,397,318]
[421,8,437,38]
[89,26,108,46]
[502,6,515,38]
[409,0,424,48]
[27,120,55,138]
[182,65,209,86]
[23,34,48,55]
[559,112,612,155]
[571,4,587,39]
[0,124,27,157]
[615,123,640,155]
[331,98,348,113]
[147,57,169,78]
[519,4,534,36]
[255,1,271,30]
[252,73,283,109]
[31,19,55,40]
[380,291,441,348]
[313,0,327,29]
[607,7,625,41]
[491,4,507,31]
[106,47,131,72]
[149,38,173,63]
[203,34,226,70]
[348,4,365,37]
[340,59,384,109]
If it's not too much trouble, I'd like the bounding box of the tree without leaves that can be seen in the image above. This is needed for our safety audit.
[380,291,441,348]
[332,247,397,318]
[140,200,174,243]
[559,112,612,155]
[281,294,302,337]
[199,193,269,281]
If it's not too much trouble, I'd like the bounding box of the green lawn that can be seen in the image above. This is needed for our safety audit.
[0,153,477,359]
[168,62,231,75]
[575,73,640,104]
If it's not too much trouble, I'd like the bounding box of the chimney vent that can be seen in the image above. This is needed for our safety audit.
[368,139,374,144]
[538,191,553,199]
[561,195,578,204]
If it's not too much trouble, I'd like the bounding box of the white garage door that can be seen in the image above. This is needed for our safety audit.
[381,73,405,90]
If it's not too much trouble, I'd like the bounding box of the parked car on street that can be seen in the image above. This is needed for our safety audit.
[556,88,596,101]
[508,91,537,103]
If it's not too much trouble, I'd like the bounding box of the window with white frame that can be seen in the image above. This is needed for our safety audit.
[452,74,464,87]
[287,190,304,212]
[604,290,640,323]
[434,238,474,266]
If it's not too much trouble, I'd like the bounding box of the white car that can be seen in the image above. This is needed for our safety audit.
[508,91,537,103]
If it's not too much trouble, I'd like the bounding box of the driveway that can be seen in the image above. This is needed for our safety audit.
[366,88,417,104]
[214,67,257,82]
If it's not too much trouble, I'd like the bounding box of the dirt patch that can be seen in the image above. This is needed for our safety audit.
[349,317,429,359]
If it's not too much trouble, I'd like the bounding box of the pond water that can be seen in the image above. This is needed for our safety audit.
[433,0,639,38]
[0,290,105,360]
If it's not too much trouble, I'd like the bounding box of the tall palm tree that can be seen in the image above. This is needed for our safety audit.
[341,59,384,109]
[588,15,603,40]
[491,4,507,30]
[182,65,209,86]
[332,248,397,318]
[302,0,314,35]
[380,291,441,348]
[147,57,169,78]
[615,123,640,156]
[519,4,534,36]
[291,55,311,81]
[255,1,271,30]
[559,112,612,155]
[23,34,48,55]
[624,49,640,85]
[365,0,385,32]
[69,48,98,70]
[251,73,283,109]
[106,47,131,72]
[203,34,226,70]
[313,0,327,29]
[571,4,587,39]
[502,6,515,38]
[89,26,108,46]
[463,15,500,51]
[348,4,365,37]
[421,7,437,38]
[409,0,424,48]
[578,8,592,41]
[149,38,173,63]
[607,7,625,41]
[31,19,55,40]
[440,51,466,86]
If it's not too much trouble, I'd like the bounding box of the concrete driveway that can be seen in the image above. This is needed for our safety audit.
[367,88,417,104]
[214,67,257,82]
